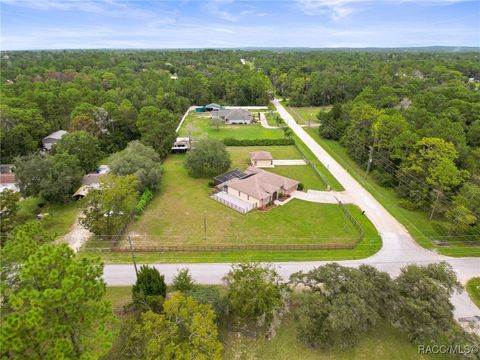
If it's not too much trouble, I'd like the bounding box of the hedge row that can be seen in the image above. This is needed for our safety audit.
[136,189,154,214]
[222,138,295,146]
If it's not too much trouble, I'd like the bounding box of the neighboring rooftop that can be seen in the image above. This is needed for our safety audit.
[0,173,16,184]
[250,151,273,161]
[43,130,68,141]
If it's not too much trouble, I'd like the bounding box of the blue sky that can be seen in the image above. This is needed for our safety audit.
[1,0,479,50]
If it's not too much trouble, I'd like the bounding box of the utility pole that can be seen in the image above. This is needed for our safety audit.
[429,190,441,221]
[204,213,207,242]
[364,146,374,178]
[128,235,138,277]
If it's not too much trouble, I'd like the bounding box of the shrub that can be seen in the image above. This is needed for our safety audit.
[222,138,295,146]
[132,265,167,311]
[172,268,196,292]
[135,189,154,214]
[398,199,418,211]
[297,183,304,191]
[186,286,225,316]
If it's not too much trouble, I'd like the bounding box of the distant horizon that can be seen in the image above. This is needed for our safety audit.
[2,45,479,52]
[1,0,479,51]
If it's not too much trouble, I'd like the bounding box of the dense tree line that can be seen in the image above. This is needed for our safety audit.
[294,52,480,238]
[1,49,273,162]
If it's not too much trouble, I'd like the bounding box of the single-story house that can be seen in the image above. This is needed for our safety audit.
[0,173,19,193]
[205,103,223,112]
[250,151,273,167]
[42,130,68,151]
[215,166,299,210]
[212,108,252,124]
[72,173,103,200]
[171,137,192,153]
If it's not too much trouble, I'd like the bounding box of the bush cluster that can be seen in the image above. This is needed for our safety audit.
[135,189,154,214]
[222,138,295,146]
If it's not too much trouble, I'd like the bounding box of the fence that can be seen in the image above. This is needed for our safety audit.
[338,201,365,244]
[109,242,358,253]
[293,142,329,189]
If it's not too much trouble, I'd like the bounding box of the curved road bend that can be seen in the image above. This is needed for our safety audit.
[103,100,480,320]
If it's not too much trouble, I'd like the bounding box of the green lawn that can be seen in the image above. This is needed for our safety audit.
[466,277,480,309]
[264,111,281,127]
[105,286,133,312]
[303,128,479,257]
[228,145,302,169]
[178,112,284,140]
[124,155,361,246]
[84,153,380,263]
[17,196,79,239]
[292,133,344,191]
[288,106,332,124]
[269,165,326,191]
[222,318,453,360]
[228,146,326,190]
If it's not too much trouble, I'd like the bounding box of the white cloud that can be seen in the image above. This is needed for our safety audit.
[296,0,471,20]
[203,0,239,22]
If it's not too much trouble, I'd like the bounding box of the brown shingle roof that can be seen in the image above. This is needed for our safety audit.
[227,167,298,200]
[0,173,16,184]
[250,151,273,161]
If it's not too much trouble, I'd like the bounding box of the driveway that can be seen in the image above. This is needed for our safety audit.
[102,100,480,321]
[292,190,351,204]
[259,112,280,129]
[272,159,307,165]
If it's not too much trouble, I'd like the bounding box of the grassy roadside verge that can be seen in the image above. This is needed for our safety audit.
[301,128,478,257]
[466,277,480,309]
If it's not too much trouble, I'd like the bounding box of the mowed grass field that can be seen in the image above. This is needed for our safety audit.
[123,154,365,246]
[228,145,326,190]
[178,112,284,140]
[287,106,332,124]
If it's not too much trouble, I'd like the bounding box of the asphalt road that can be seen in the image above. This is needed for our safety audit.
[102,100,480,320]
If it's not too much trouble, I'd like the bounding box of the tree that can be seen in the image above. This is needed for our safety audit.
[399,137,469,207]
[53,130,102,172]
[136,106,177,158]
[290,264,395,349]
[40,153,84,203]
[14,153,50,197]
[68,115,100,136]
[132,265,167,311]
[109,141,162,191]
[1,221,54,304]
[172,268,196,292]
[1,244,114,359]
[394,262,462,344]
[122,294,222,360]
[0,190,20,237]
[80,174,139,235]
[184,139,231,177]
[223,263,289,333]
[14,152,83,203]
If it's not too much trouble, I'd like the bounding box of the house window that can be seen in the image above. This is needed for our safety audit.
[238,191,241,196]
[247,195,250,200]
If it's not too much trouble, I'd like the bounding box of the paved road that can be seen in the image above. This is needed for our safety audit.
[103,99,480,320]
